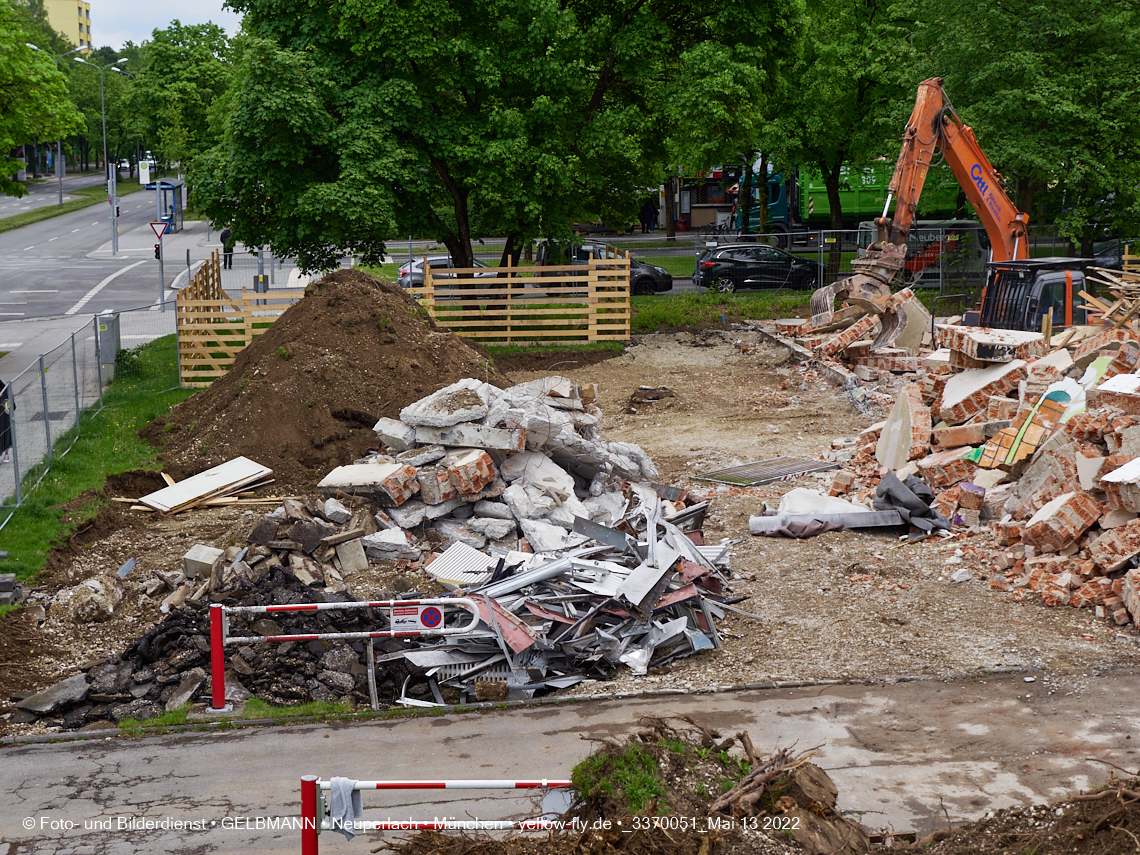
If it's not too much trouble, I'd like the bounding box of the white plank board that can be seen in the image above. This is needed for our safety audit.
[139,456,273,513]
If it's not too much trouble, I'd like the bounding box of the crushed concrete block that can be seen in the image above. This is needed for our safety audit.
[972,469,1009,490]
[1075,452,1107,492]
[15,673,89,714]
[894,294,931,353]
[1004,432,1080,519]
[917,447,978,489]
[68,575,125,623]
[1072,327,1139,364]
[1104,340,1140,379]
[876,384,930,469]
[949,349,992,371]
[319,463,420,507]
[414,423,526,452]
[829,470,855,496]
[323,498,352,525]
[1090,518,1140,572]
[395,444,446,467]
[473,500,513,520]
[925,348,952,374]
[372,417,417,450]
[1123,569,1140,623]
[444,448,497,495]
[1102,509,1138,529]
[183,544,223,580]
[165,668,206,712]
[939,360,1028,425]
[467,517,517,540]
[937,325,1047,363]
[1023,491,1102,552]
[424,496,467,520]
[334,538,369,573]
[852,365,878,382]
[432,519,487,549]
[399,378,495,427]
[417,465,460,505]
[386,500,427,529]
[519,518,587,553]
[950,568,972,583]
[362,529,419,560]
[1101,457,1140,512]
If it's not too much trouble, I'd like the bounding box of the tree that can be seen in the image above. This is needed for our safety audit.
[765,0,913,273]
[127,21,234,167]
[0,0,83,195]
[194,0,806,271]
[907,0,1140,255]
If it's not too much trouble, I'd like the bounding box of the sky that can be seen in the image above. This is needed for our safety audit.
[94,0,243,50]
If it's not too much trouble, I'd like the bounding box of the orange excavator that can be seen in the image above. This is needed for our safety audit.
[810,77,1090,348]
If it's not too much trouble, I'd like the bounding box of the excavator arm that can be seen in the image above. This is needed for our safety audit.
[809,77,1029,348]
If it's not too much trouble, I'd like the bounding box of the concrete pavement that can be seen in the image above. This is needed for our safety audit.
[2,672,1139,853]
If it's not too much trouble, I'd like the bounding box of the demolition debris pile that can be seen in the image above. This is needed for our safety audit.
[13,376,736,730]
[768,294,1140,630]
[142,270,512,484]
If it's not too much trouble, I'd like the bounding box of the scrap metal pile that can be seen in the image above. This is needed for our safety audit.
[764,302,1140,631]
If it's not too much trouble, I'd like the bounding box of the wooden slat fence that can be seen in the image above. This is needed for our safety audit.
[176,250,304,388]
[407,252,630,345]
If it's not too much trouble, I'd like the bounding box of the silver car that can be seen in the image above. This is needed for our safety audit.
[395,256,494,289]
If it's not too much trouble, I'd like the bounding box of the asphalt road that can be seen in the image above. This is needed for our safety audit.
[0,172,107,218]
[2,673,1139,854]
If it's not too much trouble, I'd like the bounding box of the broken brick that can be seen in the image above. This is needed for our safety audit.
[1022,491,1102,552]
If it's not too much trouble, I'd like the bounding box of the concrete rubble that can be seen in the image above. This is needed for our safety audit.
[15,376,738,730]
[767,309,1140,630]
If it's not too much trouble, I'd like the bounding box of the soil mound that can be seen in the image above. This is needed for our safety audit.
[142,270,512,486]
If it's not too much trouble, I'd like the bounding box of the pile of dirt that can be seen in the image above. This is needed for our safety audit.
[141,270,512,487]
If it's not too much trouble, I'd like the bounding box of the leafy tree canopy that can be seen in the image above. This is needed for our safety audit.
[194,0,805,270]
[905,0,1140,252]
[1,0,84,195]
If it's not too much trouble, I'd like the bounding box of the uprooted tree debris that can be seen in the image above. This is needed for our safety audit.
[757,305,1140,632]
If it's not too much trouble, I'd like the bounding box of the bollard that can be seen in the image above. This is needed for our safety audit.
[301,776,319,855]
[208,604,228,712]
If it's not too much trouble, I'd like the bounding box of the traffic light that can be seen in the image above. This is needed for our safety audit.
[154,244,160,260]
[115,206,120,218]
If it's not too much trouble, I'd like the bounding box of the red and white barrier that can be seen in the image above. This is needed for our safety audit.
[209,598,478,712]
[300,776,574,853]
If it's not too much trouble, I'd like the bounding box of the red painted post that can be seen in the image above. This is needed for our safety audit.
[209,604,226,710]
[301,776,319,855]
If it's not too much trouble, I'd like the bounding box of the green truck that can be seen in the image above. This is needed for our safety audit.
[738,161,966,246]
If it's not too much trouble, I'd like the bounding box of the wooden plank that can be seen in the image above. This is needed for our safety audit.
[138,456,273,513]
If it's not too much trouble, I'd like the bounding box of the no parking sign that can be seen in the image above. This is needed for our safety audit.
[391,604,443,631]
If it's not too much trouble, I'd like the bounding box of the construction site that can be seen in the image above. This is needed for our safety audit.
[5,81,1140,855]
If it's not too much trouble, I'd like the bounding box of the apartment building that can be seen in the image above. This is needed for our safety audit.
[43,0,93,52]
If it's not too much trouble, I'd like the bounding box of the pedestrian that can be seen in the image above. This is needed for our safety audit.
[639,201,655,234]
[0,378,11,464]
[220,225,234,270]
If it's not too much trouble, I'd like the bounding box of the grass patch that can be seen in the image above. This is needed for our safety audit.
[0,180,146,235]
[572,744,667,814]
[241,697,355,720]
[119,705,189,732]
[0,335,191,581]
[0,604,21,619]
[630,291,812,332]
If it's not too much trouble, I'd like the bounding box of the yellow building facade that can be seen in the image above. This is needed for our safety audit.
[43,0,93,51]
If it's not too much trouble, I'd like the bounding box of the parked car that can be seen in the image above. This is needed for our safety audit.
[536,241,673,295]
[693,243,824,292]
[395,256,494,289]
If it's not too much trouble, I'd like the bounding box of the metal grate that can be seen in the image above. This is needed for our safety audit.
[694,456,839,487]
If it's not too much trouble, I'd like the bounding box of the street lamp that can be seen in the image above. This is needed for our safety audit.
[74,56,128,254]
[25,42,85,206]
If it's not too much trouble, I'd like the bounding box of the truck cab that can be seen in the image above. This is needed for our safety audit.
[971,258,1092,331]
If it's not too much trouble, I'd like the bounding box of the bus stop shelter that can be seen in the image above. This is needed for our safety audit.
[145,177,185,233]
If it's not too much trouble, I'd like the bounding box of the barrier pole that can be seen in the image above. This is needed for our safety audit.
[208,604,229,712]
[301,776,319,855]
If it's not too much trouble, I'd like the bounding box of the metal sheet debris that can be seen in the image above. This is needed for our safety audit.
[694,456,840,486]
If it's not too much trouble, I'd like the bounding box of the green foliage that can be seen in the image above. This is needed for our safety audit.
[906,0,1140,250]
[277,345,289,360]
[1,1,85,196]
[659,737,688,756]
[241,698,355,720]
[0,604,20,619]
[0,335,190,580]
[196,0,806,272]
[572,744,668,814]
[119,706,189,732]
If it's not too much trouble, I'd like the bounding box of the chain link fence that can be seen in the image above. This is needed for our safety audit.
[0,304,178,530]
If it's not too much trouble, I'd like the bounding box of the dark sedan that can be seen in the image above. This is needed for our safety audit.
[694,244,824,292]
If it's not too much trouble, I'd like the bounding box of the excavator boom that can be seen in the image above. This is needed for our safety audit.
[809,77,1029,348]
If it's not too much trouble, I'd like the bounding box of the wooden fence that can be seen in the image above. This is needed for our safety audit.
[407,253,630,345]
[175,250,303,388]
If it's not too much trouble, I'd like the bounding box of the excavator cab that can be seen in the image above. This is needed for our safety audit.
[972,258,1091,331]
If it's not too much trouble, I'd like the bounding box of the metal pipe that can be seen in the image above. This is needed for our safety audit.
[6,382,20,505]
[38,355,51,466]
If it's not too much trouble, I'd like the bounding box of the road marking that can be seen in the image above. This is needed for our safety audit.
[48,237,59,241]
[91,221,99,225]
[71,228,81,233]
[0,342,24,347]
[10,290,58,293]
[22,245,35,251]
[65,259,148,316]
[0,313,25,317]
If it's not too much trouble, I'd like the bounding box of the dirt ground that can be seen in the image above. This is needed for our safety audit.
[6,326,1140,739]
